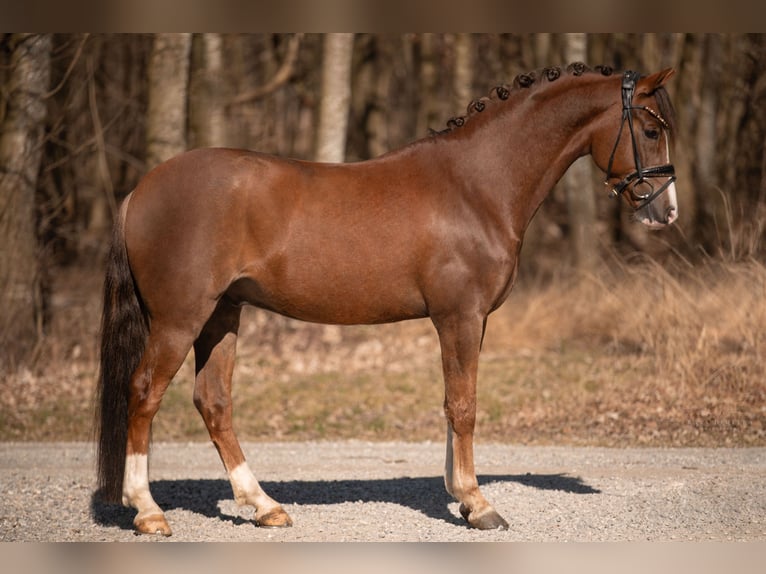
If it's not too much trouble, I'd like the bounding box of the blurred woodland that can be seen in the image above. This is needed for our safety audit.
[1,33,766,369]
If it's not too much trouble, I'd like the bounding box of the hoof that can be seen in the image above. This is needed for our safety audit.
[134,512,173,536]
[459,503,509,531]
[256,507,293,528]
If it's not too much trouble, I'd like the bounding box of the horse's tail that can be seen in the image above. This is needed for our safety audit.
[94,193,147,502]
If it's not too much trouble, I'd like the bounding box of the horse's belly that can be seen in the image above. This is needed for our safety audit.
[226,273,428,325]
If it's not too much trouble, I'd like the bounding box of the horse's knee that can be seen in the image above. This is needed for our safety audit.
[443,399,476,435]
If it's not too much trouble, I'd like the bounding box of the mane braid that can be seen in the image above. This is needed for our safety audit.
[430,62,615,136]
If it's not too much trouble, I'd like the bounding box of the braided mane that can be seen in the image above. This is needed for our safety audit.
[431,62,615,136]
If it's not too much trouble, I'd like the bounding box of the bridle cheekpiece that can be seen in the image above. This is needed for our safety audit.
[605,71,676,210]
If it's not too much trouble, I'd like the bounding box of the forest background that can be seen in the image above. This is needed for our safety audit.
[1,33,764,446]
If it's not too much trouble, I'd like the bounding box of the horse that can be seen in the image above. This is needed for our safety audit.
[95,64,678,535]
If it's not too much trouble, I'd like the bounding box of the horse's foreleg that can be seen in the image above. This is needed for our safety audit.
[123,325,194,536]
[193,300,292,528]
[435,313,509,530]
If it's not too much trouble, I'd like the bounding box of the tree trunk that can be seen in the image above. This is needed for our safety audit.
[0,34,52,366]
[416,33,441,136]
[563,33,598,270]
[146,33,192,169]
[189,33,228,149]
[696,35,721,223]
[315,33,355,163]
[453,33,473,113]
[365,37,393,159]
[533,33,552,67]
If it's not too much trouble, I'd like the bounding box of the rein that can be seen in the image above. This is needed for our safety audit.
[605,70,676,210]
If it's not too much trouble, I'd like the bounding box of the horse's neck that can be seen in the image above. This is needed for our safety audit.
[439,79,611,232]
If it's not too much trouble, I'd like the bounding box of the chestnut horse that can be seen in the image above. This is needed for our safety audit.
[96,64,678,534]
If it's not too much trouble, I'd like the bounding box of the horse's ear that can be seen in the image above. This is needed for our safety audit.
[638,68,676,95]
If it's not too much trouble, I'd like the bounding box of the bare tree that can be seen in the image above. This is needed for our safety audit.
[695,35,722,233]
[416,34,441,137]
[146,33,192,169]
[364,36,394,159]
[229,34,303,107]
[315,33,355,163]
[453,34,473,113]
[189,34,228,149]
[0,34,52,366]
[563,33,598,270]
[533,33,553,67]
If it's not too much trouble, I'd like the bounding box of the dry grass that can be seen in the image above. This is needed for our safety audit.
[1,255,764,446]
[478,257,766,445]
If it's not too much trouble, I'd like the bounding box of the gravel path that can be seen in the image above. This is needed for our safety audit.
[1,441,764,542]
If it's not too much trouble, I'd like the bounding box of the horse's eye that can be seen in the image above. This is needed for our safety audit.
[644,128,660,140]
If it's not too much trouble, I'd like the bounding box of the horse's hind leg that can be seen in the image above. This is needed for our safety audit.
[123,323,195,536]
[193,298,292,527]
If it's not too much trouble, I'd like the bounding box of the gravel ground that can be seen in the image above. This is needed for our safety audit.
[1,441,765,542]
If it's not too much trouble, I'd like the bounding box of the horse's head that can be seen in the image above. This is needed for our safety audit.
[592,69,678,229]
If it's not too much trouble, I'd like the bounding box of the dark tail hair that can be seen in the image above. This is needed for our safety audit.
[95,194,148,502]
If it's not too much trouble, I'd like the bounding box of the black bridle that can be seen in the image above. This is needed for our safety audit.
[605,70,676,210]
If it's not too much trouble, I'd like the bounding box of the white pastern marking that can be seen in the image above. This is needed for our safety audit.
[229,462,261,506]
[228,462,281,512]
[122,453,155,510]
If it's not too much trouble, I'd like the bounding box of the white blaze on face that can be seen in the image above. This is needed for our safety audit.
[639,135,678,228]
[663,136,678,224]
[664,183,679,224]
